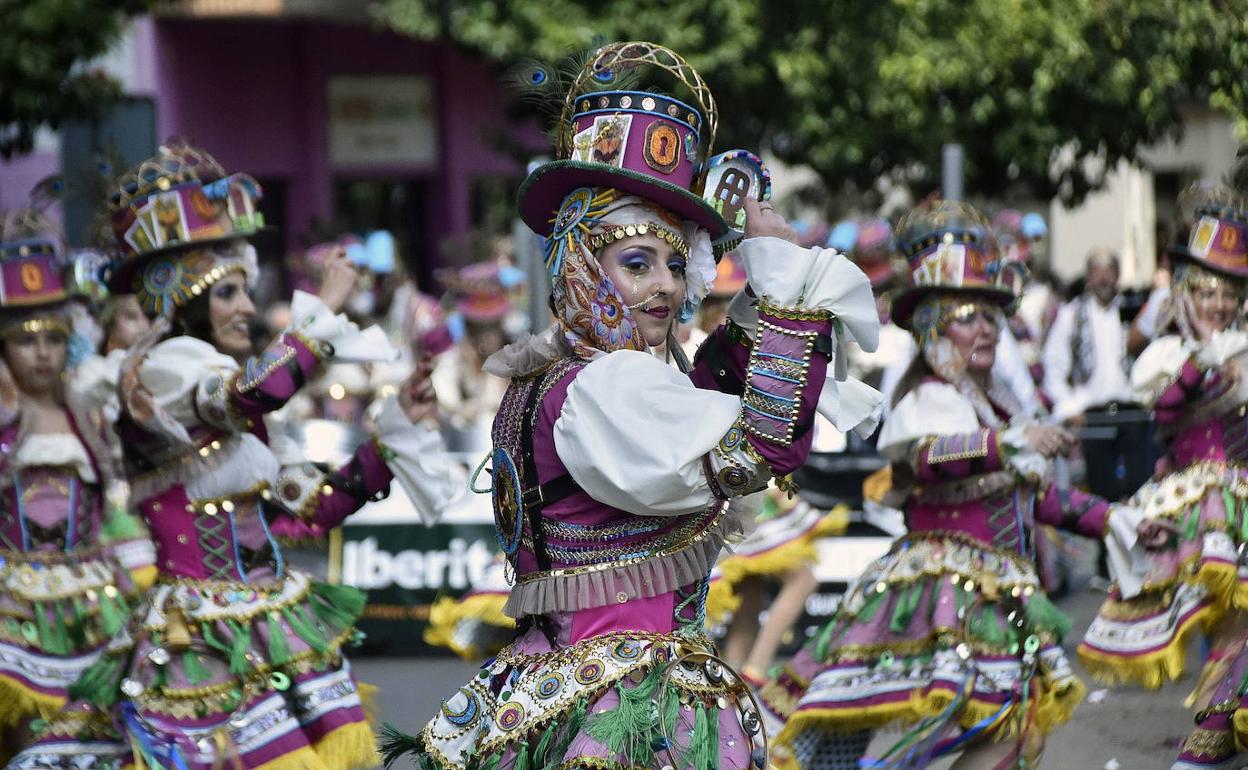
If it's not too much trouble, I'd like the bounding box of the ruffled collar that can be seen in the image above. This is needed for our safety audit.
[10,433,98,483]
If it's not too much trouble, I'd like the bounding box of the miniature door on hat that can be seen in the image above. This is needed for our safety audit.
[702,150,771,231]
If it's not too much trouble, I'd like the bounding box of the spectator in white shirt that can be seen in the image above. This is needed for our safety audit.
[1042,248,1132,424]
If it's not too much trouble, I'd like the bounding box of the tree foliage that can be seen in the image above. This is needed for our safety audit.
[0,0,153,159]
[377,0,1248,205]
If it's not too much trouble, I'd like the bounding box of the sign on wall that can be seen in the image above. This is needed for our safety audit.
[328,75,437,167]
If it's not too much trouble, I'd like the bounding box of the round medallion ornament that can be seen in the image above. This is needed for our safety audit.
[612,640,643,662]
[575,659,605,685]
[552,188,595,241]
[496,702,526,731]
[535,672,565,699]
[442,689,481,726]
[491,447,524,556]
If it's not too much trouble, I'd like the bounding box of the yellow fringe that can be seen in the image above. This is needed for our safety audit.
[312,720,381,770]
[1195,559,1241,609]
[719,539,817,585]
[704,577,741,626]
[0,673,65,728]
[422,594,514,661]
[863,465,892,504]
[1233,708,1248,754]
[1076,600,1218,689]
[357,682,380,729]
[811,504,851,538]
[251,745,331,770]
[774,676,1085,751]
[130,564,158,592]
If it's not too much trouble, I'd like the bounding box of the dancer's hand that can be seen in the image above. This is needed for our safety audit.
[743,197,797,243]
[398,351,437,423]
[1023,424,1075,457]
[1136,517,1179,550]
[318,247,359,314]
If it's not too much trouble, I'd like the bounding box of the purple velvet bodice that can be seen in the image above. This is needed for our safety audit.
[0,417,104,555]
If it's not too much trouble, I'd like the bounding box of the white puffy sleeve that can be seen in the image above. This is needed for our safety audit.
[1130,335,1191,407]
[137,336,240,437]
[876,382,982,461]
[373,396,463,524]
[286,290,397,363]
[553,350,749,516]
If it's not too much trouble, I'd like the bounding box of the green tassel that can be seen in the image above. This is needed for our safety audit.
[513,743,532,770]
[266,612,293,666]
[68,654,122,707]
[1184,503,1202,542]
[99,506,145,542]
[1223,488,1238,527]
[478,751,501,770]
[548,698,588,769]
[975,605,1006,645]
[283,606,328,654]
[378,723,423,768]
[1025,590,1073,639]
[855,586,889,623]
[586,667,662,765]
[223,619,253,676]
[98,592,124,636]
[889,582,924,634]
[310,581,367,627]
[182,649,211,685]
[532,720,558,768]
[687,702,719,770]
[34,602,69,655]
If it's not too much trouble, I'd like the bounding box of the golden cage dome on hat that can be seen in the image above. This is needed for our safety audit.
[516,42,730,249]
[104,142,263,317]
[891,200,1025,338]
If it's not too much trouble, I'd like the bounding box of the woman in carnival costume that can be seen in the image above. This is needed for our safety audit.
[1077,178,1248,770]
[8,142,458,770]
[381,41,882,770]
[0,208,155,760]
[759,200,1165,770]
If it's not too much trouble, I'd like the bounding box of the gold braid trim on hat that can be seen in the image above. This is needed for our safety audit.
[1,317,70,340]
[587,222,689,258]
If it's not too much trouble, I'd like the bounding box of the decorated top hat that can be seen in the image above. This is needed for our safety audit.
[1169,182,1248,280]
[106,142,264,293]
[891,201,1021,332]
[828,218,899,289]
[0,208,69,312]
[438,262,512,322]
[517,42,730,247]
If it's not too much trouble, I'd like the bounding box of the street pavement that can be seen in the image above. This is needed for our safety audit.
[355,587,1204,770]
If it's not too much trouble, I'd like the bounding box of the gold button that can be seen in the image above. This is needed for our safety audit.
[152,502,162,512]
[165,560,176,569]
[177,534,189,545]
[616,591,628,604]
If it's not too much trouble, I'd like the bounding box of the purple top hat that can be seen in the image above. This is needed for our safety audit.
[517,42,729,247]
[0,208,68,310]
[107,142,264,292]
[1169,198,1248,280]
[891,201,1018,331]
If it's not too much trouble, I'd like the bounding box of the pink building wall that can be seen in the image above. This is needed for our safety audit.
[153,18,537,266]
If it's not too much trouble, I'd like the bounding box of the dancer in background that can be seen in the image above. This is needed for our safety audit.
[10,142,458,770]
[1077,177,1248,770]
[0,208,151,761]
[761,200,1164,770]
